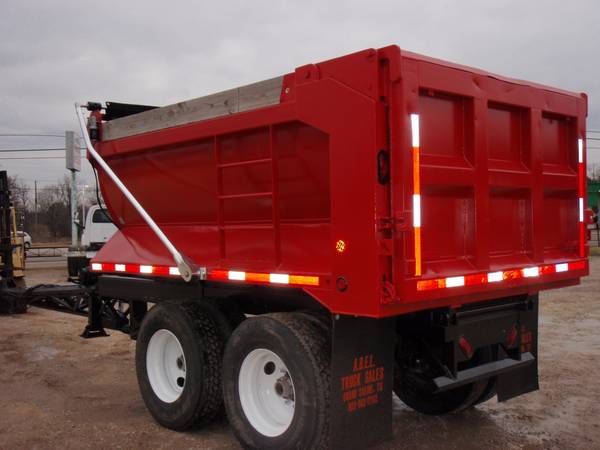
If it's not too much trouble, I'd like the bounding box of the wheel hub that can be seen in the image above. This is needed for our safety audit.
[146,329,186,403]
[238,348,295,437]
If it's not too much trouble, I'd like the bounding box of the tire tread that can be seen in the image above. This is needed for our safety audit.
[179,302,225,427]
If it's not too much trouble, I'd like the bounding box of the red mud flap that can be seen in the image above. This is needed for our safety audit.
[330,315,396,450]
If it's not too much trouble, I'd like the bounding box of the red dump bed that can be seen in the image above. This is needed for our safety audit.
[91,45,588,318]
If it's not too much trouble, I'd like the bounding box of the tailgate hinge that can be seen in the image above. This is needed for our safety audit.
[377,211,412,232]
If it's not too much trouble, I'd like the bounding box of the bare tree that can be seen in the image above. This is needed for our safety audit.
[7,175,30,230]
[36,177,72,239]
[588,163,600,182]
[7,175,29,210]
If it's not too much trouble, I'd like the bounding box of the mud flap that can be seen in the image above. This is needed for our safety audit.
[330,315,396,449]
[496,294,539,401]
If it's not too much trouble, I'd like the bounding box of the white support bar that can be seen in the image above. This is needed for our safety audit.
[75,103,199,282]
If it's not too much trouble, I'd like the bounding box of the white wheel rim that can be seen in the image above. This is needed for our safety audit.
[146,329,186,403]
[238,348,295,437]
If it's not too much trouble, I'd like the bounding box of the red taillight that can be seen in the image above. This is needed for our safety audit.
[458,336,474,359]
[506,324,518,348]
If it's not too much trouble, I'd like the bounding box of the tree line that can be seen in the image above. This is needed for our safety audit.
[588,164,600,183]
[8,175,95,242]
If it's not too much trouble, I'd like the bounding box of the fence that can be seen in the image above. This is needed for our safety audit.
[26,244,69,258]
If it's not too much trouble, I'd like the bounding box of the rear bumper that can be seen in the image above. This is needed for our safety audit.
[434,352,535,392]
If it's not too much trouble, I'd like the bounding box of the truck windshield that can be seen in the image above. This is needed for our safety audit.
[92,209,112,223]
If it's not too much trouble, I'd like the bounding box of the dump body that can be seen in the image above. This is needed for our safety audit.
[91,45,588,318]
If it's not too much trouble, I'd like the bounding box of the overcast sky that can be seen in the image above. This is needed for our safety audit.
[1,0,599,190]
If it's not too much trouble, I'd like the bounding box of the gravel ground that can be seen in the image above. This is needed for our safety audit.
[0,259,599,449]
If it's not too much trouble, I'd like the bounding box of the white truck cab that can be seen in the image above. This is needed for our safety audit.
[67,205,117,281]
[81,205,117,250]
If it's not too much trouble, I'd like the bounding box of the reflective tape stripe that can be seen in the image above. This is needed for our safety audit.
[522,266,539,278]
[139,265,153,274]
[411,113,422,277]
[555,263,568,273]
[269,273,289,284]
[89,263,320,287]
[445,276,465,288]
[487,271,503,283]
[413,195,421,228]
[410,114,420,148]
[228,271,246,281]
[416,260,586,291]
[578,137,585,257]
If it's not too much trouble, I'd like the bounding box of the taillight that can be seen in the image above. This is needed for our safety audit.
[506,324,518,348]
[458,336,474,359]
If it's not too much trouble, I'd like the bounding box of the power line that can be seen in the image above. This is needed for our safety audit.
[0,147,67,152]
[11,187,72,191]
[0,147,86,153]
[0,156,64,160]
[0,133,66,138]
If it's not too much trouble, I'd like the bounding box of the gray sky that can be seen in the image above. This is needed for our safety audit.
[1,0,599,190]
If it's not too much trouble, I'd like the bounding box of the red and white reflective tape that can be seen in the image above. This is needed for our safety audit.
[410,113,422,277]
[207,270,320,287]
[416,260,586,291]
[90,263,320,287]
[91,262,181,276]
[578,137,585,257]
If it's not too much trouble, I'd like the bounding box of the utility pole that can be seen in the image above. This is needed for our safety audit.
[81,184,86,227]
[34,180,38,227]
[65,131,81,248]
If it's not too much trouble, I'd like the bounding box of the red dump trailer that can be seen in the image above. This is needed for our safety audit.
[79,45,588,449]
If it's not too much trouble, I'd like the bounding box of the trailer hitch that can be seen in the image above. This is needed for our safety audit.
[75,103,199,282]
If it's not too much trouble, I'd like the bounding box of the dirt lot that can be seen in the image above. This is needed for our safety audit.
[1,259,599,449]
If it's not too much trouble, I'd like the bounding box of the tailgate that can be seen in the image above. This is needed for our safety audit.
[391,53,588,306]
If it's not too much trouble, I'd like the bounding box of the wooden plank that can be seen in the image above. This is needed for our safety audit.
[103,76,283,141]
[238,77,284,112]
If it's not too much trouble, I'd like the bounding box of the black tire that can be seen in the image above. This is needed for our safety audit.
[135,302,224,430]
[473,377,497,405]
[394,345,492,415]
[395,374,488,415]
[223,313,331,450]
[184,299,245,419]
[206,298,246,338]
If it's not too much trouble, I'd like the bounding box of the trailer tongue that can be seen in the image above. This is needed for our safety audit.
[5,45,588,449]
